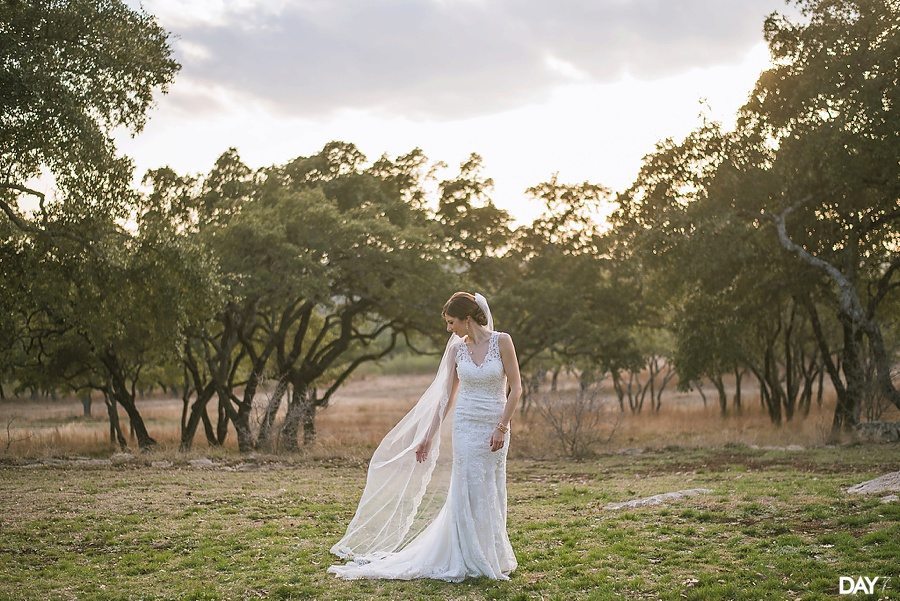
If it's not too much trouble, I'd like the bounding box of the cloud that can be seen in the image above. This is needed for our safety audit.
[145,0,788,120]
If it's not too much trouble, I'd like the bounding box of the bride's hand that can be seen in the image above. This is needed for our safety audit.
[489,428,505,452]
[415,438,432,463]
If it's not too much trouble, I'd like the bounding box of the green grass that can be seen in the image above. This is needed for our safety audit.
[0,444,898,600]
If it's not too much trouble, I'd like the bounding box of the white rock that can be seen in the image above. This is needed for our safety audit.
[846,472,900,495]
[605,488,713,510]
[189,457,214,467]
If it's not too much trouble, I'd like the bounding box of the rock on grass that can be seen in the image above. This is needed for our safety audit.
[605,488,713,510]
[845,471,900,495]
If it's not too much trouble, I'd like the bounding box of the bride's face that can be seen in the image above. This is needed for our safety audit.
[444,315,468,338]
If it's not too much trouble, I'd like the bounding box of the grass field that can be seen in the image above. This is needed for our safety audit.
[1,443,898,600]
[1,372,898,599]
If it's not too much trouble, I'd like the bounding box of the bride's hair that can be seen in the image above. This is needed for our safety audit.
[442,292,488,326]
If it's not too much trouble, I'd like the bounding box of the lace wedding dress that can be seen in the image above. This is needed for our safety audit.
[328,330,517,582]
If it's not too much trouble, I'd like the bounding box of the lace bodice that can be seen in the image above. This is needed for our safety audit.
[454,331,507,413]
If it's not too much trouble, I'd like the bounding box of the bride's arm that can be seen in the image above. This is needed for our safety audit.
[490,333,522,452]
[497,333,523,424]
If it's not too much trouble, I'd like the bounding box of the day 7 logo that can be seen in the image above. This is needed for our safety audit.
[839,576,890,595]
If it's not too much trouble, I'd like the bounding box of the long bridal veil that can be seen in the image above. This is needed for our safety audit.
[330,293,494,563]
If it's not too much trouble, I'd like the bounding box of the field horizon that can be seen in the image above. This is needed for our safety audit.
[3,369,895,462]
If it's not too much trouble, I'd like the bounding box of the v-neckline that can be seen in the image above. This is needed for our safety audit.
[465,331,494,368]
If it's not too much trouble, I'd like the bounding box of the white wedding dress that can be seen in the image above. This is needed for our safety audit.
[328,330,517,582]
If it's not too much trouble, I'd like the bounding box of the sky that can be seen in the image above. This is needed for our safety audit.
[114,0,792,227]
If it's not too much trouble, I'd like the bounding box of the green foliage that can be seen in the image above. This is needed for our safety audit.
[0,0,179,214]
[609,0,899,422]
[495,176,642,379]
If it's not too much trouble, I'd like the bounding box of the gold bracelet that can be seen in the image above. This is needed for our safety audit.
[496,422,509,433]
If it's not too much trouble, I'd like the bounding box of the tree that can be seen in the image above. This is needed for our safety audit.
[0,0,191,449]
[160,144,462,452]
[609,0,899,435]
[0,0,178,225]
[493,176,643,415]
[735,0,900,431]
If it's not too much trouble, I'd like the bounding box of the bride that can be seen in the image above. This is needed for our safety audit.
[328,291,521,582]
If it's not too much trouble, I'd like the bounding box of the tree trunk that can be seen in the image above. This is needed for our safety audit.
[179,378,191,439]
[303,398,318,445]
[281,382,322,451]
[217,388,254,452]
[801,293,845,420]
[180,384,216,451]
[693,380,708,408]
[760,325,785,425]
[862,316,900,411]
[783,302,798,422]
[100,352,155,450]
[103,391,128,450]
[798,351,819,418]
[200,408,217,446]
[635,368,651,413]
[216,396,229,445]
[281,384,306,452]
[654,361,675,413]
[816,367,824,408]
[711,374,727,417]
[627,371,638,414]
[832,317,865,434]
[80,392,92,417]
[611,370,625,412]
[257,376,290,451]
[114,391,155,450]
[750,365,780,424]
[733,367,743,414]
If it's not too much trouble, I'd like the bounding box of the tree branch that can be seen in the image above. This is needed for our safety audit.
[762,198,865,324]
[401,329,444,357]
[867,255,900,318]
[0,195,42,233]
[316,331,399,408]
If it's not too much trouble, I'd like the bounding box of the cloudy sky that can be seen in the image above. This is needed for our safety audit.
[116,0,792,226]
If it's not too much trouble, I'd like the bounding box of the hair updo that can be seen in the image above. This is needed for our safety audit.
[442,291,488,326]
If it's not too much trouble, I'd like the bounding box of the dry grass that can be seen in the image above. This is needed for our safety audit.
[1,370,896,460]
